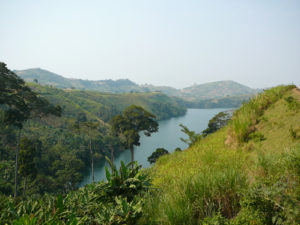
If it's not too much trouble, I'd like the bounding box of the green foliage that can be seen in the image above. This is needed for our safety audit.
[285,96,300,111]
[19,138,37,179]
[110,105,159,162]
[181,94,253,109]
[228,85,296,145]
[148,148,169,164]
[140,86,300,224]
[0,159,150,224]
[0,160,14,195]
[174,147,182,152]
[202,111,232,136]
[16,68,258,102]
[248,131,266,142]
[179,124,202,147]
[0,62,61,128]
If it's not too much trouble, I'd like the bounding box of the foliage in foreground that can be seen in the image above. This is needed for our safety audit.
[0,159,150,224]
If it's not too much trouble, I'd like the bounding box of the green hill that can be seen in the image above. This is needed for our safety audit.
[15,68,258,104]
[28,83,186,121]
[140,85,300,224]
[1,85,299,224]
[15,68,142,93]
[180,80,258,100]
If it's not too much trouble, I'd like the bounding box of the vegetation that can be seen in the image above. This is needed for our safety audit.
[110,105,159,163]
[179,124,202,147]
[28,83,187,121]
[202,110,232,136]
[2,64,300,224]
[148,148,169,164]
[177,94,251,109]
[227,85,295,145]
[0,62,62,197]
[139,85,300,224]
[1,63,185,196]
[16,68,257,108]
[0,159,150,224]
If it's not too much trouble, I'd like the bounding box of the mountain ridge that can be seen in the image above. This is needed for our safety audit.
[15,68,259,100]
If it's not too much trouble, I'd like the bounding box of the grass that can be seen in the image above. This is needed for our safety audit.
[227,85,296,145]
[140,85,300,224]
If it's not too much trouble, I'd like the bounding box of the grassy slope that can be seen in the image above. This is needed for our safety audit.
[143,86,300,224]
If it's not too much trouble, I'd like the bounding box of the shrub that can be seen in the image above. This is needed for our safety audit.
[248,132,266,142]
[0,159,150,224]
[285,96,300,111]
[148,148,169,164]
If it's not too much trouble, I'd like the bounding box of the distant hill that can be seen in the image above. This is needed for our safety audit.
[14,68,142,93]
[15,68,258,100]
[180,80,258,100]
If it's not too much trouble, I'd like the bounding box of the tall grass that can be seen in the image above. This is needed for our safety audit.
[140,85,300,224]
[140,147,247,225]
[228,85,296,145]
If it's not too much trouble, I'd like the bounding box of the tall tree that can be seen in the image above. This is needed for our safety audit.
[103,135,120,164]
[0,62,61,197]
[73,113,100,182]
[110,105,159,163]
[19,137,37,196]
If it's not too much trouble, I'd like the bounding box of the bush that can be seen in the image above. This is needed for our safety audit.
[148,148,169,164]
[248,132,266,142]
[285,96,300,111]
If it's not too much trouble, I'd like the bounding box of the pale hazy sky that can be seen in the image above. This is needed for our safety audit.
[0,0,299,89]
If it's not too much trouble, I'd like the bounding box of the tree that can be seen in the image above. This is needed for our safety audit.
[110,105,159,163]
[102,135,121,164]
[179,124,202,147]
[147,148,169,164]
[202,111,232,137]
[73,113,100,182]
[0,62,61,197]
[19,137,37,196]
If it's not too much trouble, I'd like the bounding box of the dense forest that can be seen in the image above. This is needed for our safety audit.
[0,62,186,196]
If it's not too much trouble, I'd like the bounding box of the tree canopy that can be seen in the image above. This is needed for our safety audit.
[0,62,61,128]
[110,105,159,162]
[148,148,169,164]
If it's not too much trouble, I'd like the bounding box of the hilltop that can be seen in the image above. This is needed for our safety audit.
[180,80,257,100]
[15,68,258,101]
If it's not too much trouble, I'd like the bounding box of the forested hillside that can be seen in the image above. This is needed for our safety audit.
[0,64,186,197]
[28,83,186,121]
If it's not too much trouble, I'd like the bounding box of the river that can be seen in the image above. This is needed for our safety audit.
[79,108,230,186]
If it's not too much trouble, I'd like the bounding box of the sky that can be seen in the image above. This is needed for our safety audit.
[0,0,299,89]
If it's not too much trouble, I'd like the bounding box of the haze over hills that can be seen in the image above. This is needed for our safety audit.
[15,68,259,100]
